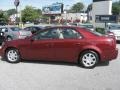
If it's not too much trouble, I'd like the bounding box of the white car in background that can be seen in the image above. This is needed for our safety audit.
[68,23,94,31]
[106,23,120,41]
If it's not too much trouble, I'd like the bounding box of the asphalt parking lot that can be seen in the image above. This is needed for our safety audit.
[0,44,120,90]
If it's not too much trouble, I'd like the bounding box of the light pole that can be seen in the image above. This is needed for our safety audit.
[14,0,20,25]
[65,5,69,24]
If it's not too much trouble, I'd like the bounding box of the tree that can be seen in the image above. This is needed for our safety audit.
[70,2,84,13]
[0,10,8,23]
[86,4,92,13]
[22,6,40,23]
[112,2,120,15]
[6,9,16,16]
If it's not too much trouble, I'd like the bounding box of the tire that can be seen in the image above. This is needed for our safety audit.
[7,36,12,41]
[79,50,99,68]
[5,48,20,63]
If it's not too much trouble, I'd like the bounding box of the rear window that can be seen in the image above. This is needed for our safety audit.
[85,29,103,36]
[91,31,103,36]
[10,27,21,31]
[109,25,120,30]
[80,25,93,28]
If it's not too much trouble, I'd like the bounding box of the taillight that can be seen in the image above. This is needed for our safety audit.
[105,32,116,49]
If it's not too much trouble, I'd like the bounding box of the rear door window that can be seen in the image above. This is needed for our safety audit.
[60,28,82,39]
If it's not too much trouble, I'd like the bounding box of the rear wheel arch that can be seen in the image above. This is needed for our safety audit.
[78,49,100,69]
[78,49,101,68]
[78,49,101,63]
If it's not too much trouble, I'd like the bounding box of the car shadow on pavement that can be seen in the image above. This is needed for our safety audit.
[21,60,110,68]
[1,57,110,68]
[22,60,78,67]
[97,61,109,67]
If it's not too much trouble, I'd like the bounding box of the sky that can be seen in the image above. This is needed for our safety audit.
[0,0,117,11]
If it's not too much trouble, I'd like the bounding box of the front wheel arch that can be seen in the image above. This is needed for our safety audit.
[5,47,21,63]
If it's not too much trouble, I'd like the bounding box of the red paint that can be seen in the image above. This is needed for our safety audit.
[0,26,118,63]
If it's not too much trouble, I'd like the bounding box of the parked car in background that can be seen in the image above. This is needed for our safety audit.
[0,26,118,68]
[78,23,94,31]
[106,23,120,41]
[0,26,32,41]
[0,31,5,45]
[0,21,7,26]
[68,23,79,26]
[68,23,94,31]
[24,26,44,34]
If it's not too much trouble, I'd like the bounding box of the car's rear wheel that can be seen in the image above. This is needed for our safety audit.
[5,48,20,63]
[79,50,99,68]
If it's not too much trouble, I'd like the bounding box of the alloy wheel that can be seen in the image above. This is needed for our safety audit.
[6,49,20,63]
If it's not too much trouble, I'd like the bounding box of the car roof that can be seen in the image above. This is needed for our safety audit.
[0,25,19,28]
[43,25,80,30]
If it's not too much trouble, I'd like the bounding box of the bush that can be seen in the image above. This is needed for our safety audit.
[95,28,105,34]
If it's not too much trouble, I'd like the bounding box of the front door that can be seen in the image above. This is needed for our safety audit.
[23,28,60,60]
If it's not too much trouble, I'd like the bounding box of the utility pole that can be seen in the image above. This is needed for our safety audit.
[14,0,20,25]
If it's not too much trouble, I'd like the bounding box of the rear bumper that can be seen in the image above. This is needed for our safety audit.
[101,48,118,62]
[112,48,118,60]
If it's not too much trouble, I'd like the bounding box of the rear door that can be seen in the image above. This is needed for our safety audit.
[52,27,83,62]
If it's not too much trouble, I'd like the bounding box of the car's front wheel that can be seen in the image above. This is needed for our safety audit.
[5,48,20,63]
[79,50,99,68]
[7,36,12,41]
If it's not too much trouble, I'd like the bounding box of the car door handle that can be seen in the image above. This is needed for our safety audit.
[76,43,81,45]
[45,44,51,47]
[45,44,54,47]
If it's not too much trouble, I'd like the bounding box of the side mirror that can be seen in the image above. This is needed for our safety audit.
[30,37,35,42]
[30,36,38,42]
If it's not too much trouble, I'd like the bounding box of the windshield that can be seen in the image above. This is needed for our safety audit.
[109,25,120,30]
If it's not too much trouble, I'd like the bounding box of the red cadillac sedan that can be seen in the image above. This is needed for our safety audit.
[0,26,118,68]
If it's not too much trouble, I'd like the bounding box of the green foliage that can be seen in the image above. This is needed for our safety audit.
[112,2,120,15]
[22,6,41,23]
[70,2,84,13]
[0,10,8,23]
[95,28,105,34]
[86,4,92,13]
[6,9,16,16]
